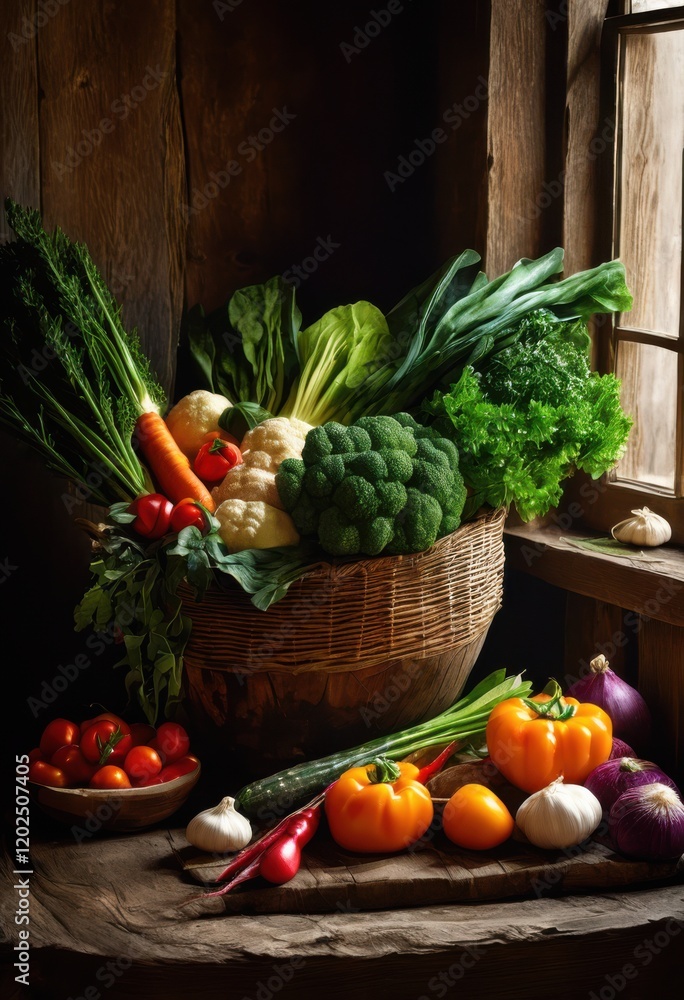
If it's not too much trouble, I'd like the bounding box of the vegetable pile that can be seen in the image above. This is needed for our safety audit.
[179,659,682,907]
[0,198,634,722]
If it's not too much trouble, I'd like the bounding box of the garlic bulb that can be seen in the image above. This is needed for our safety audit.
[185,796,253,854]
[611,507,671,547]
[515,777,602,849]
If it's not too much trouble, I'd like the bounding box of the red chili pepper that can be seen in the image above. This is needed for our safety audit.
[415,740,461,785]
[170,498,213,534]
[128,493,174,539]
[193,437,243,483]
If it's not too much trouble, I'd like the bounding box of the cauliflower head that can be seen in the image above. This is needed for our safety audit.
[240,416,312,472]
[211,465,284,510]
[165,390,233,460]
[215,499,300,552]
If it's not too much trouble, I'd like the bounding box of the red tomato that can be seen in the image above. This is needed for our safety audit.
[80,720,133,766]
[170,498,211,534]
[29,760,69,788]
[80,712,131,735]
[39,718,80,759]
[129,722,157,747]
[28,747,43,763]
[123,745,163,785]
[51,745,99,786]
[150,722,190,764]
[89,766,132,790]
[141,755,199,786]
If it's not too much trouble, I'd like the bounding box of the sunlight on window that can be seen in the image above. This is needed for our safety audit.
[613,24,683,493]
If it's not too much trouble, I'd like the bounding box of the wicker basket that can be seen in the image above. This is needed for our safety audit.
[180,506,506,773]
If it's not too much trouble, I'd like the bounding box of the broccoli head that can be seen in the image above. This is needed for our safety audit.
[276,412,466,557]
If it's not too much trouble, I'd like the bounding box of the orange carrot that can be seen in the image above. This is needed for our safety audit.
[135,411,216,512]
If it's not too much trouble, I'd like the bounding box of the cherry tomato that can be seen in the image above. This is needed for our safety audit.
[170,498,212,534]
[129,722,157,746]
[89,765,132,790]
[127,493,174,539]
[29,760,69,788]
[51,745,99,786]
[193,438,242,483]
[441,783,514,851]
[150,722,190,764]
[80,720,133,766]
[123,745,163,785]
[142,755,199,785]
[80,712,131,735]
[28,747,44,764]
[202,429,240,448]
[39,718,80,759]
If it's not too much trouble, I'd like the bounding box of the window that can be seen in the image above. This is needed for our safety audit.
[595,5,684,541]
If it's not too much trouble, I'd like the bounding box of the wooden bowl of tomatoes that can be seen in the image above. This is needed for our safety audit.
[26,712,201,833]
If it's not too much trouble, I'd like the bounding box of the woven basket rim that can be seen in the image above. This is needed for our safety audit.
[178,505,507,675]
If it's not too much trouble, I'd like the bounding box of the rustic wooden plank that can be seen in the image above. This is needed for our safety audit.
[170,825,683,916]
[486,0,548,276]
[563,0,611,280]
[37,0,185,398]
[3,823,684,999]
[563,593,631,683]
[504,521,684,625]
[638,618,684,781]
[434,0,490,262]
[0,0,39,237]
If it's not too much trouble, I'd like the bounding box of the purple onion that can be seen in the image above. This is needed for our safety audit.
[609,783,684,861]
[609,737,636,760]
[565,655,652,754]
[584,756,679,813]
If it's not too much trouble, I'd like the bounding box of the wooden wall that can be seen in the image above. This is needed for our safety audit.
[2,0,631,749]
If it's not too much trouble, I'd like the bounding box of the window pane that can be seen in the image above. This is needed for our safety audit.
[617,26,684,336]
[614,340,678,490]
[630,2,684,12]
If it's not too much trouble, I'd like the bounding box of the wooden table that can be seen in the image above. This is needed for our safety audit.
[2,798,684,1000]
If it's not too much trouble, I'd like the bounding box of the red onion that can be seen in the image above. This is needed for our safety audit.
[609,737,636,760]
[584,756,679,813]
[565,655,651,754]
[609,782,684,861]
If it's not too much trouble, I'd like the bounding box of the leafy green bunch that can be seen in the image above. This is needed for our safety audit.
[74,507,314,722]
[424,310,633,521]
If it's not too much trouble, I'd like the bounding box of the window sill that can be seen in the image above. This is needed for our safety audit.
[503,520,684,626]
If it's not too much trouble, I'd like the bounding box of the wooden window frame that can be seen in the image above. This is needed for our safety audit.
[584,4,684,542]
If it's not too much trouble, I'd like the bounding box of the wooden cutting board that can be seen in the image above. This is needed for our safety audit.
[170,822,684,915]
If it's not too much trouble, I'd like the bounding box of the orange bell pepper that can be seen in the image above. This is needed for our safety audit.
[485,679,612,794]
[324,756,434,854]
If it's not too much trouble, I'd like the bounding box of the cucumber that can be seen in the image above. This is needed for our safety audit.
[233,669,531,822]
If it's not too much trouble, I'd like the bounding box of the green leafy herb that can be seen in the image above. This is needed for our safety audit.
[75,519,317,722]
[423,310,633,521]
[187,247,632,429]
[186,275,300,416]
[0,199,165,503]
